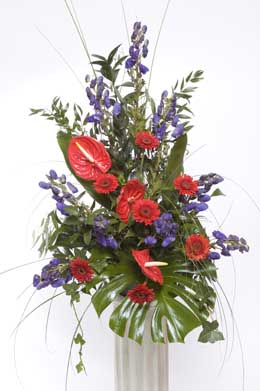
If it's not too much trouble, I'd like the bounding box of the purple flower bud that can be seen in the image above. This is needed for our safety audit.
[59,174,66,184]
[172,124,184,139]
[172,116,179,127]
[90,78,97,88]
[162,236,175,247]
[212,174,224,184]
[51,278,66,288]
[125,57,136,69]
[142,25,148,33]
[209,252,221,260]
[39,181,51,190]
[161,90,168,99]
[144,236,157,246]
[198,194,211,202]
[142,45,148,58]
[139,64,149,74]
[106,236,119,250]
[113,102,121,117]
[133,21,141,31]
[52,194,63,202]
[33,274,40,287]
[195,202,208,212]
[152,113,160,125]
[221,248,231,256]
[50,258,60,267]
[67,182,78,194]
[213,231,227,241]
[51,186,60,195]
[49,170,58,180]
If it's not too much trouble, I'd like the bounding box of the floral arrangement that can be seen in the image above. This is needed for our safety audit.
[30,21,249,372]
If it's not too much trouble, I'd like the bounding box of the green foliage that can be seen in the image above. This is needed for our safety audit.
[165,134,188,184]
[92,44,127,84]
[74,332,86,373]
[198,320,224,343]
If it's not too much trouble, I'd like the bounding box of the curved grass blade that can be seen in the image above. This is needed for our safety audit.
[11,291,65,336]
[0,257,51,277]
[45,288,58,348]
[148,0,173,90]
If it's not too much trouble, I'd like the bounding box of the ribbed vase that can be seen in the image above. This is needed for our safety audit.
[114,305,169,391]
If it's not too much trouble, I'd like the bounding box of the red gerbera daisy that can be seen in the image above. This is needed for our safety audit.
[135,131,159,150]
[173,174,198,196]
[70,257,94,283]
[68,136,111,180]
[116,179,146,223]
[132,199,160,225]
[185,234,210,262]
[132,249,163,285]
[127,282,155,304]
[93,173,118,194]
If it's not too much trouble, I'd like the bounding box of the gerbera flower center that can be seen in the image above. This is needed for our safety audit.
[181,180,192,190]
[78,267,86,275]
[140,206,152,217]
[142,137,152,145]
[191,241,203,253]
[128,196,136,204]
[100,179,110,187]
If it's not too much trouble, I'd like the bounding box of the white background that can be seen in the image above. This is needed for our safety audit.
[0,0,259,390]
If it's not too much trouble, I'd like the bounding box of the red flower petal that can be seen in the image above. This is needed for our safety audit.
[185,234,210,261]
[127,282,155,304]
[135,131,159,149]
[173,174,198,196]
[68,136,112,180]
[70,257,94,282]
[132,249,163,285]
[132,199,160,225]
[116,179,145,223]
[93,174,118,194]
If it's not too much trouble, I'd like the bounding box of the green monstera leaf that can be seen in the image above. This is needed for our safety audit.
[93,252,217,345]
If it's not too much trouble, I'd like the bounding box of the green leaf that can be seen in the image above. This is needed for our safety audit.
[198,320,224,343]
[108,44,121,64]
[83,230,92,246]
[165,134,187,184]
[57,131,111,208]
[211,188,225,197]
[109,297,135,337]
[128,304,150,344]
[74,333,86,346]
[92,274,135,317]
[151,294,200,343]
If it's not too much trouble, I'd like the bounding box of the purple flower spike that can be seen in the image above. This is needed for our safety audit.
[162,236,175,247]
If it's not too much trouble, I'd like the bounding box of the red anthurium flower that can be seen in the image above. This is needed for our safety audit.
[132,249,163,285]
[173,174,198,196]
[132,199,160,225]
[70,257,94,282]
[185,234,210,261]
[93,173,118,194]
[127,282,155,304]
[68,136,112,180]
[116,179,145,223]
[135,131,159,149]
